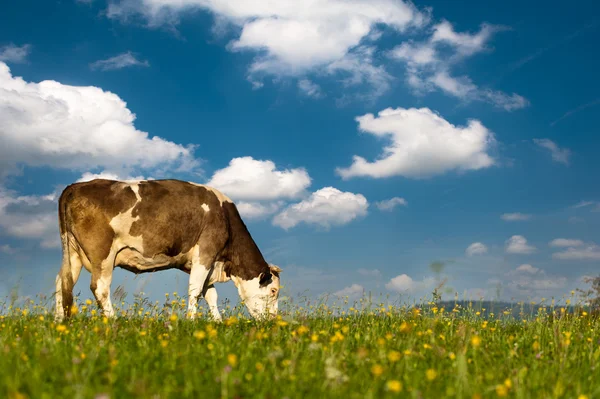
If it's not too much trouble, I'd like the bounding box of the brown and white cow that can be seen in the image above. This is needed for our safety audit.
[54,178,281,322]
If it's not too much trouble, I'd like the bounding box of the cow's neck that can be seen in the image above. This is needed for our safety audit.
[221,202,270,281]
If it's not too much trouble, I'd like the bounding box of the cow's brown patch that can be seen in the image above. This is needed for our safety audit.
[129,180,218,260]
[60,179,137,266]
[220,201,271,281]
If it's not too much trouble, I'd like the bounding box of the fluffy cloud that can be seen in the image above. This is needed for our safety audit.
[466,242,488,256]
[533,138,571,165]
[0,62,198,178]
[505,235,536,254]
[0,44,31,64]
[77,171,149,182]
[207,157,311,201]
[0,189,59,249]
[501,213,532,221]
[235,201,283,220]
[108,0,427,78]
[297,79,323,99]
[430,21,502,56]
[333,284,364,299]
[336,107,495,179]
[385,274,435,294]
[389,22,528,111]
[552,244,600,261]
[272,187,368,230]
[549,238,584,247]
[90,51,150,71]
[514,264,540,274]
[375,197,407,211]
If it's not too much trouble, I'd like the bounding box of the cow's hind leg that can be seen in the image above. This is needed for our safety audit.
[90,250,117,318]
[55,235,84,322]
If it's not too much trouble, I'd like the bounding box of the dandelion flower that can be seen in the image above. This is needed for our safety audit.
[371,364,384,377]
[386,380,403,393]
[227,354,238,367]
[426,369,437,381]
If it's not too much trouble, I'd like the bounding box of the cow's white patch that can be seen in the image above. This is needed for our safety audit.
[129,182,142,202]
[109,202,144,254]
[201,203,210,212]
[204,285,222,322]
[187,244,212,319]
[231,274,280,320]
[188,182,233,205]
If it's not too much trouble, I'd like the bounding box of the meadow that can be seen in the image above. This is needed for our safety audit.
[0,293,598,399]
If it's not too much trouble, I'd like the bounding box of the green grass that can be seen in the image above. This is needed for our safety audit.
[1,296,599,399]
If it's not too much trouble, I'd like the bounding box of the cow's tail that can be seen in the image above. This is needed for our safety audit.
[55,185,75,322]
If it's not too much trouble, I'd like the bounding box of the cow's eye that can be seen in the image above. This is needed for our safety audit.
[271,288,278,295]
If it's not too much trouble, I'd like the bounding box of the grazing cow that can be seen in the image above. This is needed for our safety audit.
[54,179,281,322]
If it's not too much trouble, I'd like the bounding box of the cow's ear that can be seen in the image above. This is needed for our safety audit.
[259,271,272,286]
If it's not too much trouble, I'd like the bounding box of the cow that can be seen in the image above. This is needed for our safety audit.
[54,178,282,322]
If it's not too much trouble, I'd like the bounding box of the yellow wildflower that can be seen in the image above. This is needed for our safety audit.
[496,385,508,397]
[471,335,481,347]
[426,369,437,381]
[386,380,403,393]
[194,330,206,340]
[387,351,401,362]
[227,354,238,367]
[371,364,384,377]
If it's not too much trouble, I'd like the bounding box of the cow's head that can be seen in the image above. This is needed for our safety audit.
[232,264,282,320]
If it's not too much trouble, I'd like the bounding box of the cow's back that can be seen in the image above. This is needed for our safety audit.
[60,179,228,269]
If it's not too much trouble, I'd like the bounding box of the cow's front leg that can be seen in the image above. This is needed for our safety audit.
[187,263,211,319]
[203,285,222,322]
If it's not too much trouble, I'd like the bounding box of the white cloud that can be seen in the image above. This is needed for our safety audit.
[0,189,59,249]
[385,274,415,292]
[505,235,536,254]
[0,62,198,178]
[466,242,488,256]
[552,245,600,261]
[336,107,495,179]
[430,21,502,56]
[333,284,364,298]
[514,264,540,274]
[389,22,528,111]
[298,79,323,98]
[76,171,148,182]
[235,201,283,220]
[109,0,426,70]
[325,45,393,102]
[375,197,407,211]
[501,212,532,221]
[90,51,150,71]
[357,268,382,279]
[272,187,368,230]
[0,44,31,64]
[390,42,437,65]
[533,138,571,165]
[385,274,435,294]
[207,157,311,201]
[549,238,584,248]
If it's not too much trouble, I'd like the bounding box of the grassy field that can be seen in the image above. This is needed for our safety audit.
[0,295,598,399]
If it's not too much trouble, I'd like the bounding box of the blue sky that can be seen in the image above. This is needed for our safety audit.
[1,0,599,308]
